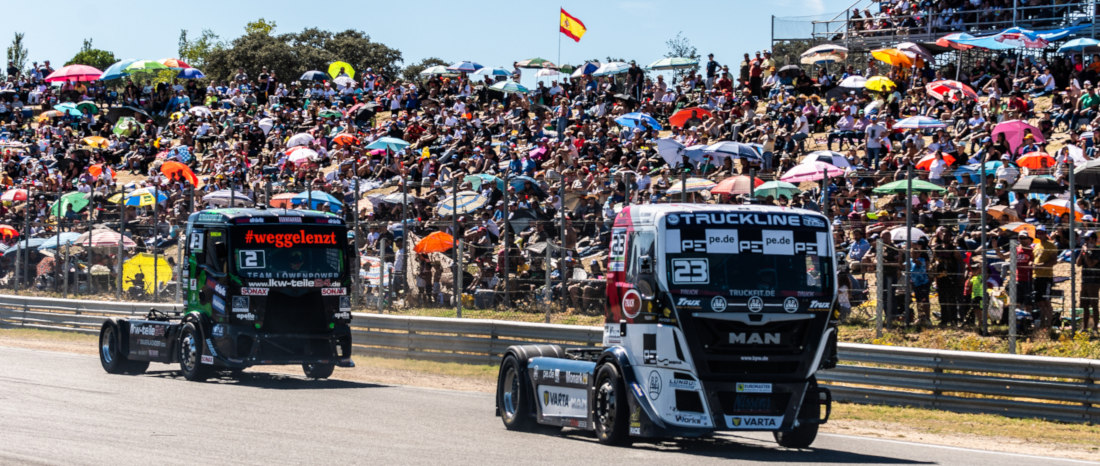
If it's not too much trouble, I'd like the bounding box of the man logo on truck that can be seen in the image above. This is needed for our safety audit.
[730,332,781,345]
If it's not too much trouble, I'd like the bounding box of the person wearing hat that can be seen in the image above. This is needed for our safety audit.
[1032,226,1058,328]
[1077,231,1100,332]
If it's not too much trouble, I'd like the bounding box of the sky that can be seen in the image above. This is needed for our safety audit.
[1,0,855,72]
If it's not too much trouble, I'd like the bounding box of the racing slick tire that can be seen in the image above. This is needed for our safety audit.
[496,354,536,431]
[773,378,821,448]
[178,321,212,382]
[302,363,335,379]
[99,321,148,375]
[593,363,631,446]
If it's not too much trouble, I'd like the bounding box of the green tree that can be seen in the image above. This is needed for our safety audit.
[402,57,448,81]
[245,18,277,36]
[178,29,222,69]
[664,31,700,77]
[65,38,117,71]
[6,32,28,75]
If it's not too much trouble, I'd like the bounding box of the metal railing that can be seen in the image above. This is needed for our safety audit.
[0,294,1095,423]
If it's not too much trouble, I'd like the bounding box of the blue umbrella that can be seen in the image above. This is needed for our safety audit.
[123,192,168,206]
[177,68,206,79]
[436,191,489,217]
[366,137,410,152]
[38,232,82,251]
[508,175,546,196]
[292,191,344,213]
[1057,38,1100,53]
[953,164,982,185]
[3,238,46,257]
[614,112,663,131]
[300,70,328,82]
[99,58,137,81]
[472,67,511,77]
[570,61,599,78]
[702,141,762,160]
[894,116,947,129]
[53,103,83,117]
[446,61,483,73]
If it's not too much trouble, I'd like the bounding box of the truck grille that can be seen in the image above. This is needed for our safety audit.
[261,291,330,334]
[678,312,826,380]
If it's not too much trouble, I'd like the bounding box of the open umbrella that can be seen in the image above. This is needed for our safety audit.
[702,141,761,162]
[1000,222,1037,237]
[872,179,947,194]
[366,136,410,152]
[593,62,630,76]
[987,206,1022,223]
[753,181,800,199]
[160,161,200,186]
[937,32,978,50]
[864,76,897,92]
[534,68,560,78]
[49,192,90,217]
[436,191,489,216]
[318,109,343,118]
[995,27,1049,49]
[3,238,46,257]
[871,48,913,68]
[300,70,328,82]
[1,188,27,202]
[123,192,167,207]
[894,115,947,129]
[419,65,456,77]
[447,61,483,73]
[646,57,698,70]
[287,132,315,148]
[992,120,1044,155]
[1016,152,1057,170]
[887,226,927,243]
[159,58,191,69]
[88,163,116,179]
[472,67,512,77]
[1073,158,1100,186]
[53,103,83,117]
[123,253,173,293]
[177,68,205,79]
[1058,38,1100,54]
[202,190,254,207]
[44,64,103,82]
[711,176,764,196]
[37,232,82,251]
[98,58,137,81]
[124,60,168,73]
[414,231,455,254]
[332,133,359,146]
[838,75,867,89]
[328,61,355,79]
[516,58,557,69]
[76,229,136,248]
[292,191,343,211]
[113,117,143,137]
[464,174,505,191]
[926,80,978,102]
[188,106,212,118]
[82,136,108,148]
[614,112,662,131]
[779,65,801,73]
[489,81,529,94]
[0,224,19,238]
[76,101,99,114]
[570,62,599,77]
[801,150,852,169]
[287,147,319,166]
[668,107,713,128]
[915,153,956,170]
[666,178,717,195]
[1042,199,1085,221]
[269,193,297,208]
[780,162,846,183]
[895,42,935,64]
[1011,175,1065,194]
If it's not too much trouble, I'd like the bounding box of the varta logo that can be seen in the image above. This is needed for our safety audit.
[729,332,781,345]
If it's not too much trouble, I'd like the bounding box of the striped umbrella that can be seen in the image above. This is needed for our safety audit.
[76,229,137,248]
[160,58,191,69]
[436,191,490,217]
[780,162,846,183]
[915,153,956,170]
[446,61,483,73]
[1,188,27,202]
[894,116,947,129]
[666,177,717,195]
[489,81,529,94]
[926,80,978,102]
[123,192,167,207]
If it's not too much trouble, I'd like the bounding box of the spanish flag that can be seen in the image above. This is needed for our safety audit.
[560,8,586,42]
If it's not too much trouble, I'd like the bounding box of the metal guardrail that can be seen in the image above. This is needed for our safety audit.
[0,294,1096,423]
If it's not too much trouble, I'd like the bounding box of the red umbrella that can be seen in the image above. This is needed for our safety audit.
[160,161,200,186]
[1016,152,1057,169]
[269,193,297,208]
[1,188,28,202]
[926,80,978,102]
[0,224,19,238]
[44,64,104,82]
[710,175,764,195]
[916,153,956,170]
[414,231,454,254]
[332,133,360,146]
[88,163,116,179]
[160,58,191,69]
[668,107,713,128]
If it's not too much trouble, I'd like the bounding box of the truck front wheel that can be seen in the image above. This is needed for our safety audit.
[178,322,212,382]
[496,355,535,431]
[773,379,821,448]
[593,363,630,445]
[302,363,335,379]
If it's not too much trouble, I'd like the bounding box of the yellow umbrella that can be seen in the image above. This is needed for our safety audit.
[328,61,355,79]
[122,253,173,293]
[871,48,912,68]
[82,136,108,149]
[865,76,897,92]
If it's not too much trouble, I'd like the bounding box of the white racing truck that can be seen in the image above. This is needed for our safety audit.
[495,204,837,447]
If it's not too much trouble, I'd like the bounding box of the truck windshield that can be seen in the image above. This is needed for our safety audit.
[664,224,832,296]
[230,226,346,280]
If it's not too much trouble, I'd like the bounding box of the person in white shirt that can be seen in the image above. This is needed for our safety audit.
[928,151,948,185]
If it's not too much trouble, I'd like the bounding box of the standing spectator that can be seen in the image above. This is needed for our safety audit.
[1077,232,1100,333]
[1031,226,1058,328]
[705,53,718,90]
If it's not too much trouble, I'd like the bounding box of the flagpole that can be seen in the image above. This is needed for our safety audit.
[557,6,562,68]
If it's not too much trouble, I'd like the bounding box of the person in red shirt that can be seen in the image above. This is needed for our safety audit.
[999,231,1035,317]
[749,52,764,97]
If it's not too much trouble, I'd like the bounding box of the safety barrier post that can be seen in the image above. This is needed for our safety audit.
[1009,240,1018,354]
[876,239,884,338]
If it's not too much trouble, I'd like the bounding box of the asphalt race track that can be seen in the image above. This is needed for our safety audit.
[0,346,1093,466]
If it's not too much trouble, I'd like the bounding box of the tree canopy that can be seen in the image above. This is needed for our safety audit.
[204,22,403,84]
[6,32,28,75]
[66,38,116,71]
[178,29,223,70]
[402,57,448,81]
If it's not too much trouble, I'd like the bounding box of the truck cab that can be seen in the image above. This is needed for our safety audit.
[496,204,836,447]
[98,208,356,381]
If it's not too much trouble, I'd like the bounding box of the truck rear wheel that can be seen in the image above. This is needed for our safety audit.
[99,322,147,375]
[497,354,535,431]
[178,322,212,382]
[302,363,335,379]
[773,379,821,448]
[593,363,630,445]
